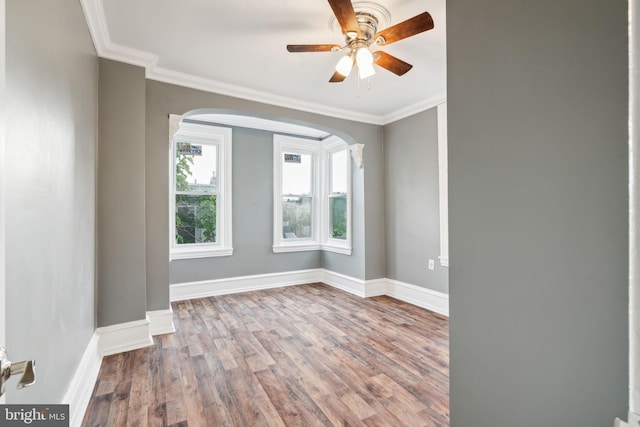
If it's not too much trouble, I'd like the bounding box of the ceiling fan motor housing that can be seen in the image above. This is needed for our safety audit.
[330,1,391,46]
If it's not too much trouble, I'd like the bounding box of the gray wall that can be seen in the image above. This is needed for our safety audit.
[145,80,384,307]
[447,0,628,426]
[363,124,386,281]
[98,59,147,327]
[6,0,97,403]
[384,108,448,293]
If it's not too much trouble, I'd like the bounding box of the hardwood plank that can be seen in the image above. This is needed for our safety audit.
[82,283,449,426]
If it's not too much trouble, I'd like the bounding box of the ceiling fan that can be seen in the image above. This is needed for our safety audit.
[286,0,434,82]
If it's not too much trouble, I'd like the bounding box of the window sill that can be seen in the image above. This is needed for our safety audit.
[170,246,234,260]
[272,243,352,255]
[273,243,322,253]
[322,244,352,256]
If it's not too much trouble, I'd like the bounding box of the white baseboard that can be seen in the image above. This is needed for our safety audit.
[171,269,449,317]
[321,270,367,297]
[63,333,102,427]
[364,278,389,297]
[386,279,449,316]
[95,318,154,356]
[147,308,176,336]
[170,268,323,301]
[615,412,640,426]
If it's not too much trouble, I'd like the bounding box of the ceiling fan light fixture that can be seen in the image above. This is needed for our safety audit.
[335,54,354,77]
[356,46,374,67]
[358,62,376,79]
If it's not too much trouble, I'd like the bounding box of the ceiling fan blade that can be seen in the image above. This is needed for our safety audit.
[329,71,347,83]
[373,51,413,76]
[327,0,361,38]
[374,12,434,45]
[287,44,341,53]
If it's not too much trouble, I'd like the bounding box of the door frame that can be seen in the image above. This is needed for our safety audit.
[0,0,7,404]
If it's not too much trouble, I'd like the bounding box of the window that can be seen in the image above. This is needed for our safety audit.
[325,139,351,253]
[170,122,232,259]
[273,134,351,254]
[282,152,315,240]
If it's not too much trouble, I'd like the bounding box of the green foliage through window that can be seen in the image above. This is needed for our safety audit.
[282,196,312,239]
[330,195,347,239]
[175,151,217,244]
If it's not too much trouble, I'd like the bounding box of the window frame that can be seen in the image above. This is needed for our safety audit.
[273,134,352,255]
[322,137,352,255]
[170,121,233,260]
[273,135,322,252]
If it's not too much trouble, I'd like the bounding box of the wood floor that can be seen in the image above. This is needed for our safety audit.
[82,283,449,427]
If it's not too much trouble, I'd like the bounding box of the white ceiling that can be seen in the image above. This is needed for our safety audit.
[82,0,446,125]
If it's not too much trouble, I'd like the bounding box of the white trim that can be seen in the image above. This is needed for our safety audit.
[364,278,389,297]
[272,244,322,253]
[171,247,233,260]
[149,66,387,125]
[62,333,102,427]
[170,269,449,317]
[615,412,640,427]
[95,319,153,356]
[386,279,449,316]
[630,0,640,419]
[321,270,367,297]
[0,0,6,403]
[79,0,443,126]
[382,95,448,125]
[146,308,176,336]
[322,245,352,255]
[79,0,157,68]
[168,114,183,147]
[170,269,324,301]
[437,102,449,268]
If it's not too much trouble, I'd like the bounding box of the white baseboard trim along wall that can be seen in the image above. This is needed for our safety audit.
[96,318,154,357]
[170,269,449,317]
[63,333,101,427]
[147,307,177,336]
[68,269,448,426]
[385,279,449,316]
[615,412,640,427]
[169,268,324,301]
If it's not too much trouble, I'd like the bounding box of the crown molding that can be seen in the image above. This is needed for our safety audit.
[381,95,447,124]
[147,66,382,124]
[80,0,444,126]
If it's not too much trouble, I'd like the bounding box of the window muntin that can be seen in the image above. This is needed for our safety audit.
[171,122,232,259]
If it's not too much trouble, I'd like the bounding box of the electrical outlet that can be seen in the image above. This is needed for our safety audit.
[428,259,435,270]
